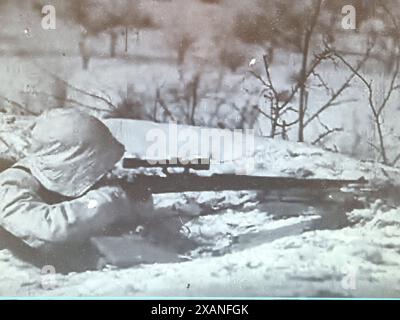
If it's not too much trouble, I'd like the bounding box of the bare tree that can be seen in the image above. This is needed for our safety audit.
[297,0,322,142]
[331,2,400,165]
[166,32,196,66]
[246,0,338,141]
[249,55,301,138]
[250,45,358,143]
[247,0,382,145]
[64,0,155,68]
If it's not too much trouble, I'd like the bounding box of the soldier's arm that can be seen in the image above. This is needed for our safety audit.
[0,169,133,250]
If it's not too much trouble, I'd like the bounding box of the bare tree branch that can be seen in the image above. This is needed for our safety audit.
[304,43,373,128]
[34,64,118,111]
[312,127,343,145]
[0,95,37,115]
[391,152,400,166]
[155,88,176,122]
[24,91,111,113]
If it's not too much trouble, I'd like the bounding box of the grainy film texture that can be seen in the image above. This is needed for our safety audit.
[0,0,399,298]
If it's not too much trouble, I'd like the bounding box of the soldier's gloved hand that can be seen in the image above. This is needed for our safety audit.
[87,183,152,225]
[117,180,153,202]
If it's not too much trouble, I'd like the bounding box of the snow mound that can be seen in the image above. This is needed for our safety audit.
[105,119,400,191]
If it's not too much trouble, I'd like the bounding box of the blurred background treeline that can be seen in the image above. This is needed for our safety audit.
[1,0,400,165]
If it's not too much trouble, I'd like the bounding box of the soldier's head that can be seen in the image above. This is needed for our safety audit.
[20,108,125,198]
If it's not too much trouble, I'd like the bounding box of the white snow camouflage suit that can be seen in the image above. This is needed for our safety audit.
[0,109,151,270]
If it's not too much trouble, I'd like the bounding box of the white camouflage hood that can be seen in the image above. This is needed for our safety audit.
[17,108,125,198]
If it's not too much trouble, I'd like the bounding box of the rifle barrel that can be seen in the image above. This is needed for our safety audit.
[130,174,368,194]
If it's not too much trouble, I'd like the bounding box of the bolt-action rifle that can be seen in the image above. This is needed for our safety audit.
[121,157,368,194]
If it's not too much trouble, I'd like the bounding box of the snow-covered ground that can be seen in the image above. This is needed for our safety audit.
[1,116,400,297]
[1,201,400,297]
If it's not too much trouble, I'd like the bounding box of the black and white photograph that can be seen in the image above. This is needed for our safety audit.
[0,0,400,299]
